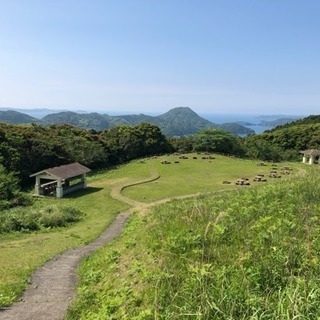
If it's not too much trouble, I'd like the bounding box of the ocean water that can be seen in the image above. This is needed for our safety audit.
[200,113,275,134]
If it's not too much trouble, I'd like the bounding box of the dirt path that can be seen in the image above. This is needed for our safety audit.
[0,211,132,320]
[1,167,201,320]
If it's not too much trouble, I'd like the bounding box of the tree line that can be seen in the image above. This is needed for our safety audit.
[0,122,172,186]
[1,120,319,206]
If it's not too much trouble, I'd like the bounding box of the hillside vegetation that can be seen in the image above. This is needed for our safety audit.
[0,110,40,124]
[244,116,320,161]
[0,154,302,309]
[68,168,320,319]
[259,117,298,127]
[277,115,320,128]
[0,107,254,136]
[1,112,319,189]
[0,122,171,185]
[0,112,320,317]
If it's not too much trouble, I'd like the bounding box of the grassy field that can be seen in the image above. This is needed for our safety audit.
[67,166,320,320]
[0,166,138,307]
[123,154,302,202]
[0,154,304,308]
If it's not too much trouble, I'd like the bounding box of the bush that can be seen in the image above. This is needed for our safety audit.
[9,193,33,208]
[0,164,32,210]
[38,205,83,228]
[0,205,84,233]
[0,208,40,232]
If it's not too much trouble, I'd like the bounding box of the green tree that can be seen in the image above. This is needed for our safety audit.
[194,129,244,156]
[100,123,171,163]
[243,138,283,162]
[0,164,30,209]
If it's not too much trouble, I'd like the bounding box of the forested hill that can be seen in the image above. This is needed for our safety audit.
[259,118,298,127]
[0,107,254,136]
[43,107,254,135]
[269,114,320,129]
[244,114,320,161]
[155,107,214,135]
[42,112,109,131]
[0,110,41,124]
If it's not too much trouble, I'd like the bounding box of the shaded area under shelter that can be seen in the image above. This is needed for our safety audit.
[301,149,320,165]
[30,162,91,198]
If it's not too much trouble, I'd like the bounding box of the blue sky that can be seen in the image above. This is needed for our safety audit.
[0,0,319,115]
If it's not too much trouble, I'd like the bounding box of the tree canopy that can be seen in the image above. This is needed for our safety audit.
[0,122,171,186]
[194,129,245,156]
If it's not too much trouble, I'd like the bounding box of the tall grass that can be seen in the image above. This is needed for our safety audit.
[68,169,320,319]
[0,205,84,233]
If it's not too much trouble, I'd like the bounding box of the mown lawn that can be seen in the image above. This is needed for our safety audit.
[123,154,302,202]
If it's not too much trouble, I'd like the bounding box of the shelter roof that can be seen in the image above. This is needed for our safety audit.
[300,149,320,156]
[30,162,91,180]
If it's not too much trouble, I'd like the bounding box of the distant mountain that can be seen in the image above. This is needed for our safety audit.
[111,113,158,126]
[259,118,298,127]
[42,112,109,131]
[0,110,41,124]
[219,122,256,135]
[156,107,217,136]
[106,107,254,136]
[0,107,255,136]
[0,107,69,118]
[256,115,303,121]
[235,121,256,126]
[42,107,218,135]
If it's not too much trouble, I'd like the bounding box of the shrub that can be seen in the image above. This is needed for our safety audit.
[0,205,84,233]
[0,208,40,233]
[0,164,32,210]
[38,205,83,228]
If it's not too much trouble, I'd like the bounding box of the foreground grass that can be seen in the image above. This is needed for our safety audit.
[0,160,163,307]
[67,168,319,319]
[0,162,149,307]
[0,155,303,309]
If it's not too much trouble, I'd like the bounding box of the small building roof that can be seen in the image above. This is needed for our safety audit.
[30,162,91,180]
[300,149,320,156]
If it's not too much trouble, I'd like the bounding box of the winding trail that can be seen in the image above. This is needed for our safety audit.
[0,211,132,320]
[0,166,201,320]
[1,162,305,320]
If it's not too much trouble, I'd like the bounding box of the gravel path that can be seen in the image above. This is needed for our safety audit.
[0,211,132,320]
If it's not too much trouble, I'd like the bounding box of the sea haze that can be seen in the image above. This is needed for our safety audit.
[199,113,303,134]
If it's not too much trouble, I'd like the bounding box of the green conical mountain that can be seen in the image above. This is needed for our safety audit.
[157,107,216,136]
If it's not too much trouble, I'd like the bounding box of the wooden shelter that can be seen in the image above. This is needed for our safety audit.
[301,149,320,165]
[30,162,91,198]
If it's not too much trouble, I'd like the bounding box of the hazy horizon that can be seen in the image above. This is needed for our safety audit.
[1,1,319,115]
[0,105,311,117]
